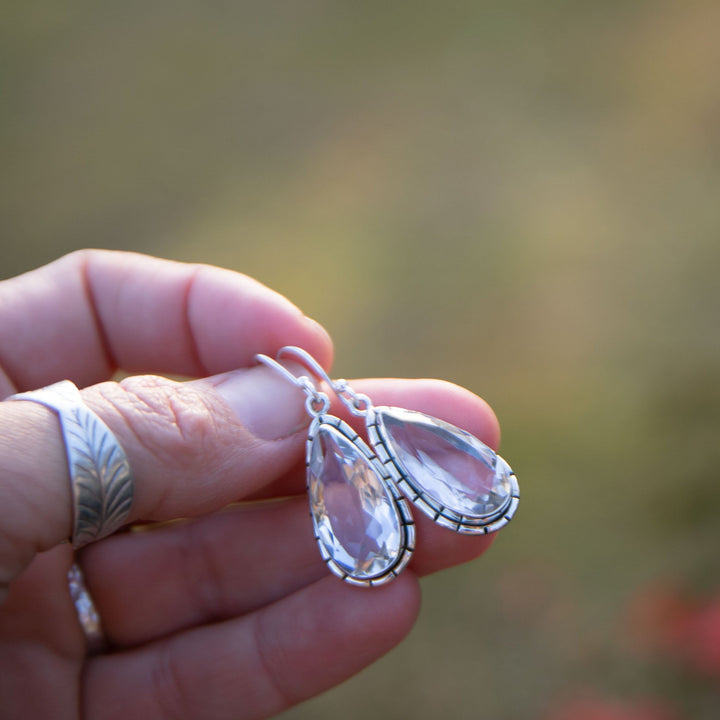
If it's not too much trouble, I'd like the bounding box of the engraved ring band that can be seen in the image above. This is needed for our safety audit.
[8,380,134,548]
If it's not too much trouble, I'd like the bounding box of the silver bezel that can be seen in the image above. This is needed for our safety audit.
[367,407,520,535]
[306,414,416,586]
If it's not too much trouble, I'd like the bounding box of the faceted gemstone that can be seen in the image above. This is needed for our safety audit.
[308,424,403,579]
[377,407,513,519]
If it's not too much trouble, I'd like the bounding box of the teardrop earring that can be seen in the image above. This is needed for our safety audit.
[275,347,520,536]
[255,350,415,587]
[358,395,519,535]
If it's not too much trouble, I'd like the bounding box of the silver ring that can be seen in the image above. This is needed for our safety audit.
[68,562,107,654]
[8,380,134,548]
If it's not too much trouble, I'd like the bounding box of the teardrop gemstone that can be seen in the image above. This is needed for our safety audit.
[375,407,514,522]
[308,423,404,580]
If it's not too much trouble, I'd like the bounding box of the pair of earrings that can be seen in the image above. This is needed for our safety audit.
[256,347,519,587]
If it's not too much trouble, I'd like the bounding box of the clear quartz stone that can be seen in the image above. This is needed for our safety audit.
[308,424,402,579]
[377,407,513,518]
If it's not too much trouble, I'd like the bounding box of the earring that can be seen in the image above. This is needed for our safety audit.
[255,350,415,587]
[333,380,520,535]
[256,347,519,585]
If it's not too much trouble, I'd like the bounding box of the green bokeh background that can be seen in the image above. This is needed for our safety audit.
[3,2,720,717]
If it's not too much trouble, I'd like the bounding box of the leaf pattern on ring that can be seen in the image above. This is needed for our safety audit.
[65,406,133,547]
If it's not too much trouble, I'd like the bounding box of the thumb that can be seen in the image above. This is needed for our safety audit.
[0,365,311,592]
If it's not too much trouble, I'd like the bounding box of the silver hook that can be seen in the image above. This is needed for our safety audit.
[276,346,335,387]
[254,350,330,416]
[259,346,375,418]
[276,346,374,417]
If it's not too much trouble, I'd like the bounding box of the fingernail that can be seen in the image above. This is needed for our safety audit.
[206,365,311,441]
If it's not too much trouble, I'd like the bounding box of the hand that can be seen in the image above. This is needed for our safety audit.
[0,250,501,720]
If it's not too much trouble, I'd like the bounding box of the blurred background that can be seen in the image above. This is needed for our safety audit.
[2,1,719,717]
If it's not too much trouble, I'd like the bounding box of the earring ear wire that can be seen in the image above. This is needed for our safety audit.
[275,346,335,387]
[254,351,330,416]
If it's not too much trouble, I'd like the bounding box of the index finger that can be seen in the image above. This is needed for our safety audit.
[0,250,332,394]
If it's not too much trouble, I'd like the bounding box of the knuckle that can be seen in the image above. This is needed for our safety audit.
[95,376,222,473]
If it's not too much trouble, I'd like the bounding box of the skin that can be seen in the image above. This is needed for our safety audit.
[0,250,501,720]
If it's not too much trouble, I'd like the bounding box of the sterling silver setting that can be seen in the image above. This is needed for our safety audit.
[331,377,520,535]
[368,406,520,534]
[306,413,415,587]
[8,380,134,548]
